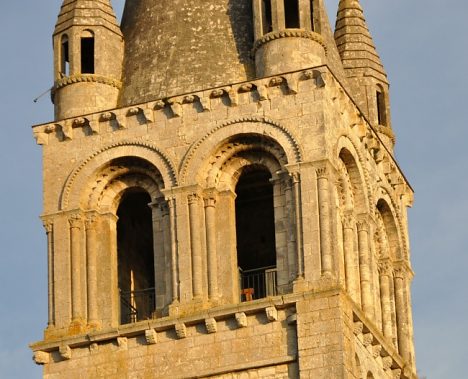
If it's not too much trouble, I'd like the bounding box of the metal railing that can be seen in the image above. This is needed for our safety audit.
[239,266,277,301]
[120,287,155,324]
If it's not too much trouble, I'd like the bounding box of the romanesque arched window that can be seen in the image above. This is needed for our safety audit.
[81,30,95,74]
[235,167,277,300]
[117,190,155,324]
[60,34,69,76]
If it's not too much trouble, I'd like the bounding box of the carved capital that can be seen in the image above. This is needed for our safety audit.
[290,171,300,184]
[393,267,406,280]
[85,214,98,230]
[235,312,248,328]
[203,195,217,208]
[316,166,328,179]
[145,329,158,345]
[356,219,369,232]
[68,213,83,229]
[378,259,393,276]
[187,193,200,205]
[342,214,355,230]
[205,318,217,334]
[42,219,54,234]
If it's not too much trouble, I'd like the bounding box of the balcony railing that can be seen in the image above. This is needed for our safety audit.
[120,287,155,324]
[239,266,277,301]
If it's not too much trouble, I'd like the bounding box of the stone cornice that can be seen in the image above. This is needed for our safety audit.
[252,29,327,54]
[54,74,122,91]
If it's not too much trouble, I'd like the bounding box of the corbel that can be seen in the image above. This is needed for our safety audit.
[228,87,239,107]
[235,312,248,328]
[168,98,183,117]
[59,345,72,360]
[256,83,269,101]
[33,351,50,365]
[175,323,187,339]
[265,306,278,322]
[205,318,217,334]
[145,329,158,344]
[286,73,300,94]
[61,120,74,140]
[117,337,128,350]
[33,130,48,145]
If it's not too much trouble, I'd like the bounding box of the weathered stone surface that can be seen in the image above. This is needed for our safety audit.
[31,1,417,378]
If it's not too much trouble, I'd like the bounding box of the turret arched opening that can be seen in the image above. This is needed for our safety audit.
[235,166,277,300]
[80,30,95,74]
[117,190,155,324]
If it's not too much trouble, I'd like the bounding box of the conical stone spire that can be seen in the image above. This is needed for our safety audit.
[54,0,122,37]
[334,0,395,150]
[334,0,387,82]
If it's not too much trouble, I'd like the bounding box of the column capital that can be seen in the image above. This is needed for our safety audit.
[316,166,328,179]
[85,212,98,230]
[42,219,54,234]
[289,171,301,183]
[378,259,393,276]
[342,213,356,229]
[187,193,200,205]
[356,217,369,232]
[68,213,83,228]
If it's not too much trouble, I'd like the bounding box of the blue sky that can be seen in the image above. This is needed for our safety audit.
[0,0,466,377]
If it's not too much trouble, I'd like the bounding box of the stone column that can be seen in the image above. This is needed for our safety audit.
[168,197,179,303]
[252,0,263,40]
[85,214,99,326]
[394,266,409,359]
[43,220,55,327]
[343,213,359,303]
[204,194,219,300]
[69,213,83,323]
[378,259,393,340]
[357,219,373,315]
[316,167,332,276]
[188,193,203,299]
[291,172,304,278]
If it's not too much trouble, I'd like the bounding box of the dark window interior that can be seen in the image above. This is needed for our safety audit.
[262,0,273,34]
[285,0,300,29]
[117,191,155,324]
[376,90,387,126]
[235,169,276,271]
[81,37,95,74]
[61,37,69,76]
[310,0,315,31]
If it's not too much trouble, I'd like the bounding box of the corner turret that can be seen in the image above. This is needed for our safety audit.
[52,0,124,120]
[334,0,394,150]
[253,0,347,80]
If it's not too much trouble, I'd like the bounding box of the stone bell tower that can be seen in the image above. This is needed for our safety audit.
[31,0,417,378]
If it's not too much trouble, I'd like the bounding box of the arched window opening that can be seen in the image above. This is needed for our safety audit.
[235,168,277,301]
[81,30,95,74]
[376,87,387,126]
[310,0,315,31]
[262,0,273,34]
[117,190,155,324]
[284,0,300,29]
[60,35,70,76]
